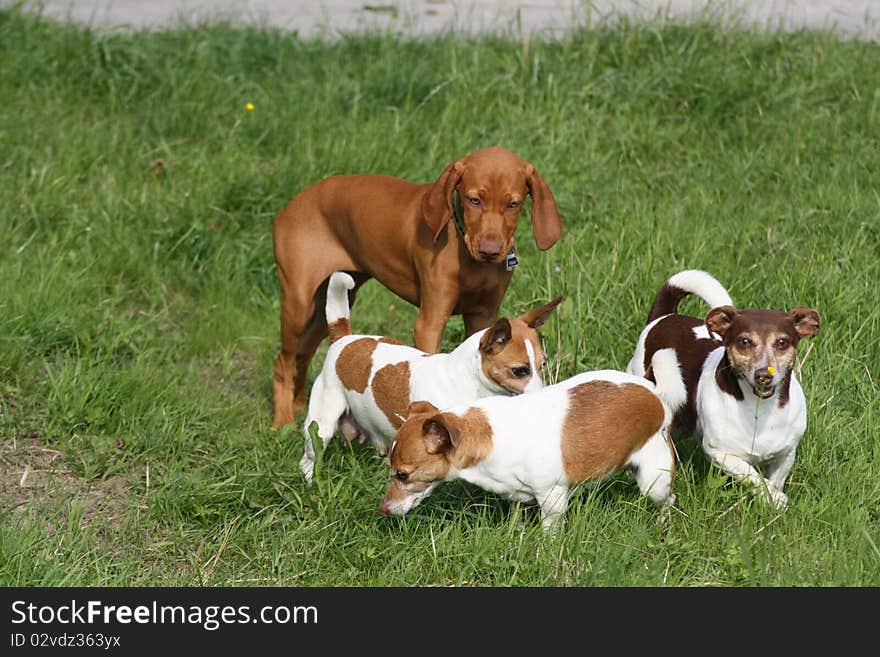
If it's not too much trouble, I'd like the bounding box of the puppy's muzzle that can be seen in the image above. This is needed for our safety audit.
[752,367,776,399]
[478,238,503,262]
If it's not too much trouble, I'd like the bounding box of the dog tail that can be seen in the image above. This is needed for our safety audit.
[326,272,356,343]
[647,348,688,420]
[646,269,734,324]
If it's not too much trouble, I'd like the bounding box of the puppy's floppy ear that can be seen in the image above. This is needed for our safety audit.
[705,305,738,336]
[517,295,564,329]
[525,164,562,251]
[422,159,465,242]
[790,307,820,338]
[407,400,439,418]
[479,318,512,355]
[422,414,462,453]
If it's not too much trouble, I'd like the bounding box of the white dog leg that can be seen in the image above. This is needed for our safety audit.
[764,447,797,498]
[704,447,788,509]
[300,376,347,482]
[537,485,569,531]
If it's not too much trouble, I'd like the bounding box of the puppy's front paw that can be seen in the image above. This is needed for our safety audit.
[299,456,315,484]
[770,487,789,510]
[758,482,788,509]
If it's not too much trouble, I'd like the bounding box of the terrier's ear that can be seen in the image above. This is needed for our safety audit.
[790,307,820,338]
[705,305,738,336]
[479,318,512,355]
[517,296,564,329]
[422,414,462,453]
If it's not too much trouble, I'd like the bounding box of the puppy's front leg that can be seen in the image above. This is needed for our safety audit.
[413,296,456,354]
[462,281,507,337]
[463,310,499,338]
[537,485,569,531]
[764,447,797,497]
[703,447,788,509]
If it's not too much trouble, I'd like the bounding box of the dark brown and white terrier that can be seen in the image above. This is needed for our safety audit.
[626,270,820,508]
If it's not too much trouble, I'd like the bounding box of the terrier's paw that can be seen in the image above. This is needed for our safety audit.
[769,487,789,510]
[755,482,788,509]
[299,457,315,484]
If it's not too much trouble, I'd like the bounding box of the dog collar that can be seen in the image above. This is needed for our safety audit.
[453,191,518,271]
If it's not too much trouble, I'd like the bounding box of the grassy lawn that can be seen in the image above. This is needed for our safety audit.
[1,6,878,586]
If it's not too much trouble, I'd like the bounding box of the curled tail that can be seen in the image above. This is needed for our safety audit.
[647,348,688,421]
[326,272,356,343]
[646,269,734,324]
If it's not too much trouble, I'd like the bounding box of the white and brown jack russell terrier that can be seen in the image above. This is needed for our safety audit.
[379,356,684,530]
[301,272,563,481]
[626,270,820,509]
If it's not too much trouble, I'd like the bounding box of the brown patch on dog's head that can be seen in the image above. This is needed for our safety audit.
[372,361,411,429]
[560,381,665,484]
[706,305,820,401]
[335,338,378,393]
[422,147,562,264]
[379,404,493,517]
[478,296,563,394]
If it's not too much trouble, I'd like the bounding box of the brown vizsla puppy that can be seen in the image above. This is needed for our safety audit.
[272,146,562,428]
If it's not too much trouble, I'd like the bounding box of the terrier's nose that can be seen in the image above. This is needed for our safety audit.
[755,367,774,385]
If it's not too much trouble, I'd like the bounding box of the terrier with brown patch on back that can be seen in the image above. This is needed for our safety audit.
[626,270,820,509]
[301,272,563,481]
[379,353,684,530]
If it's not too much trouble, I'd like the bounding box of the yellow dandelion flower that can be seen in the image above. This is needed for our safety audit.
[767,366,776,376]
[245,102,255,111]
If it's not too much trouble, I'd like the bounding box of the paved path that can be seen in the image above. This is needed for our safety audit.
[15,1,880,40]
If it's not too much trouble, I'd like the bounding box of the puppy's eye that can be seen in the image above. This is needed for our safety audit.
[774,338,790,350]
[468,197,481,206]
[511,365,531,378]
[737,337,753,348]
[394,471,409,482]
[507,200,521,209]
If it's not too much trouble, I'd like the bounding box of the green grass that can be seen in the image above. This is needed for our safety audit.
[1,5,878,586]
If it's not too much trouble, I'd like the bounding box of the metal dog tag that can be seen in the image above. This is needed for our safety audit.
[505,249,518,271]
